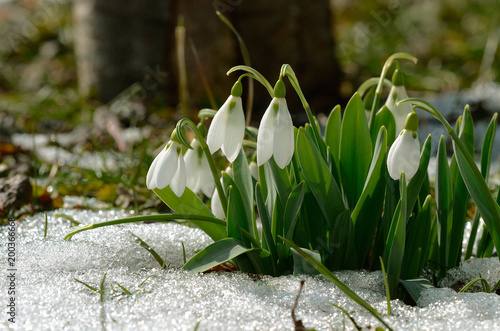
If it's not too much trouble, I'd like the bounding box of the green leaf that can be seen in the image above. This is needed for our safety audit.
[268,158,292,215]
[183,238,261,274]
[449,108,474,267]
[406,135,432,220]
[480,114,497,180]
[383,172,407,298]
[436,135,453,274]
[291,247,320,275]
[284,181,306,241]
[296,128,345,224]
[224,177,253,247]
[399,278,435,303]
[325,105,341,174]
[232,148,254,232]
[339,92,372,209]
[279,236,393,330]
[255,182,278,274]
[131,233,166,269]
[328,208,357,270]
[465,114,497,260]
[153,186,227,241]
[371,105,396,147]
[402,195,432,280]
[351,126,387,263]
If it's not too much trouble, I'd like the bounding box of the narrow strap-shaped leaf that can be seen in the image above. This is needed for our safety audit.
[436,135,453,275]
[402,195,432,280]
[399,278,435,303]
[233,148,255,234]
[325,104,341,178]
[339,92,372,209]
[297,127,345,225]
[453,139,500,259]
[384,172,407,298]
[183,238,262,274]
[371,105,396,147]
[255,182,278,275]
[351,126,387,264]
[268,158,292,212]
[406,134,432,220]
[465,114,497,260]
[153,186,227,241]
[284,181,306,241]
[279,236,393,330]
[449,108,474,267]
[328,208,356,270]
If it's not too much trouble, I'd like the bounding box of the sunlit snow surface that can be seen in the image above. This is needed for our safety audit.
[2,198,500,330]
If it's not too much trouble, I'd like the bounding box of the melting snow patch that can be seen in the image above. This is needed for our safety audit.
[1,198,500,330]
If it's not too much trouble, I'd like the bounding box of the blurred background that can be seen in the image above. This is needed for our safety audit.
[1,0,499,217]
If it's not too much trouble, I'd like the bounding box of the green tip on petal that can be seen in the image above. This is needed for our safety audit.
[392,69,405,86]
[404,112,419,132]
[273,79,286,98]
[231,80,243,97]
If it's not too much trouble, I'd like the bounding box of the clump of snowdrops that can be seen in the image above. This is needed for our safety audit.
[66,53,500,327]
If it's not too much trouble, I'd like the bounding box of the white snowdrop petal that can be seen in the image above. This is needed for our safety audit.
[257,101,276,166]
[170,153,187,197]
[221,99,245,162]
[273,100,294,168]
[207,97,232,154]
[211,186,225,219]
[387,130,420,181]
[199,156,215,197]
[155,143,178,189]
[386,85,413,135]
[183,147,199,191]
[146,148,166,189]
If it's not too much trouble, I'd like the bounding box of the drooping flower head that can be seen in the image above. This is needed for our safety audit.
[206,81,245,163]
[257,78,294,169]
[385,69,413,135]
[387,111,421,181]
[146,139,187,197]
[184,139,215,197]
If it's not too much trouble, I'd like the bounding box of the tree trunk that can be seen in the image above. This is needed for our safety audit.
[72,0,174,103]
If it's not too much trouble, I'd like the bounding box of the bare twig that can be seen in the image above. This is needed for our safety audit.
[291,280,308,331]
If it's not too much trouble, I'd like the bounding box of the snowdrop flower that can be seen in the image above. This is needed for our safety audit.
[210,167,232,219]
[184,139,214,197]
[146,141,186,197]
[385,69,413,135]
[206,81,245,163]
[211,186,225,219]
[387,112,420,181]
[257,79,294,169]
[249,161,259,180]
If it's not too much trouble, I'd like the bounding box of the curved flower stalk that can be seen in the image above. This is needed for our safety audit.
[257,79,294,169]
[146,141,186,197]
[184,139,215,197]
[387,112,420,181]
[385,69,413,135]
[206,81,246,163]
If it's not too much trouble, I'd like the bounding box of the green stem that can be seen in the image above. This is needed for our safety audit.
[369,53,418,129]
[64,214,226,241]
[176,119,228,217]
[227,65,274,97]
[357,77,392,98]
[216,11,254,125]
[280,64,326,160]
